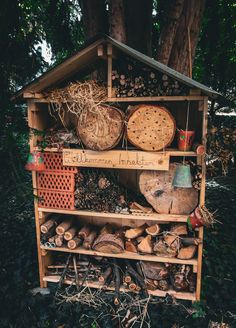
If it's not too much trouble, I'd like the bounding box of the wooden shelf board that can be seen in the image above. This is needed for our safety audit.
[36,147,197,157]
[43,275,196,301]
[38,208,188,223]
[41,245,197,265]
[107,96,204,102]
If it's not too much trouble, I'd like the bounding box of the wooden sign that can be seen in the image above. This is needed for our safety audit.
[63,149,169,171]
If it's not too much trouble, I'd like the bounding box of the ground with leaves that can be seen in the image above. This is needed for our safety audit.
[0,172,235,327]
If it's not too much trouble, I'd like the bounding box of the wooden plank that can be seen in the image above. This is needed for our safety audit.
[107,96,205,102]
[43,276,196,301]
[24,92,44,99]
[41,245,197,265]
[107,44,112,98]
[31,95,206,103]
[38,208,188,223]
[63,149,170,170]
[35,146,197,157]
[196,96,208,301]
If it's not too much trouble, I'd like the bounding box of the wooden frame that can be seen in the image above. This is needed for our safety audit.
[26,47,208,303]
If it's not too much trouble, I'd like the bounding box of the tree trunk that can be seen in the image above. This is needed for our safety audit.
[124,0,153,55]
[157,0,205,76]
[156,0,185,65]
[109,0,126,43]
[79,0,108,40]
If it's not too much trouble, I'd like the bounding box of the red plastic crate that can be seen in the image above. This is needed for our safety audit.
[43,152,78,173]
[37,172,75,192]
[38,190,75,210]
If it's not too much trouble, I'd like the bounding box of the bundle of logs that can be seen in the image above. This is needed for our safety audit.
[47,255,196,303]
[112,61,188,98]
[41,217,201,260]
[74,170,130,213]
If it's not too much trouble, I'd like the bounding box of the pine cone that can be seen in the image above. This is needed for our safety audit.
[76,172,84,185]
[98,176,111,190]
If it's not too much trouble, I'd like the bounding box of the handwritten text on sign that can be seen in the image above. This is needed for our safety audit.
[63,149,169,171]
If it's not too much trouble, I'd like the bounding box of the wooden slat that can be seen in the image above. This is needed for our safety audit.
[43,276,196,301]
[31,95,205,103]
[63,149,170,170]
[196,96,208,301]
[35,147,197,157]
[38,208,188,223]
[41,245,198,265]
[107,44,113,99]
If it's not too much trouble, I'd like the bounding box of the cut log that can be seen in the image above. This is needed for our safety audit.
[124,275,132,284]
[126,104,176,151]
[82,230,97,249]
[164,234,178,247]
[99,266,112,283]
[157,279,169,291]
[145,278,157,291]
[129,282,137,291]
[139,163,198,214]
[177,245,197,259]
[78,225,92,239]
[140,261,169,280]
[136,236,145,244]
[64,226,77,241]
[67,236,83,250]
[145,224,161,236]
[100,223,113,235]
[93,233,124,254]
[181,237,202,246]
[40,218,58,234]
[55,235,64,247]
[77,105,124,151]
[154,239,177,257]
[170,223,188,235]
[125,224,147,239]
[56,219,73,236]
[137,235,153,254]
[125,240,138,253]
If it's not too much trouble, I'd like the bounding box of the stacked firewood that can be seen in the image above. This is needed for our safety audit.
[41,218,201,260]
[74,170,130,213]
[47,255,196,300]
[112,61,188,98]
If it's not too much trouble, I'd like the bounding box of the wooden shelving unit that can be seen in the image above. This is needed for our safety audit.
[25,41,209,303]
[43,276,196,301]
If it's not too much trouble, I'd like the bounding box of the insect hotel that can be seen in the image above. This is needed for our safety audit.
[14,35,221,303]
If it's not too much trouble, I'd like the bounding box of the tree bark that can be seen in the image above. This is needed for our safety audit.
[157,0,185,65]
[157,0,205,76]
[79,0,108,40]
[124,0,153,55]
[109,0,126,43]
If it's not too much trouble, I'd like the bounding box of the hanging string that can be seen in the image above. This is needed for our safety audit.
[183,100,190,165]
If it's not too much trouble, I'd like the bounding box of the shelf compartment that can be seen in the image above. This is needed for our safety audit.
[38,208,189,223]
[41,245,198,266]
[43,275,196,301]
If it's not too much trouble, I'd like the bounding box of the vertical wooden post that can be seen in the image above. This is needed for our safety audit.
[107,44,113,98]
[196,97,208,301]
[27,100,48,287]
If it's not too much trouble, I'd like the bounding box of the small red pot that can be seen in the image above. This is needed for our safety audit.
[178,130,195,151]
[187,207,204,229]
[25,151,46,172]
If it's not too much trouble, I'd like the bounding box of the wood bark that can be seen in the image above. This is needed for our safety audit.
[125,224,147,239]
[79,0,108,40]
[93,233,124,254]
[157,0,205,76]
[40,218,57,234]
[109,0,126,43]
[82,230,97,249]
[124,0,153,55]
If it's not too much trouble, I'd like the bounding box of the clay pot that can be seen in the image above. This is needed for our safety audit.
[25,151,46,171]
[187,207,204,229]
[178,130,195,151]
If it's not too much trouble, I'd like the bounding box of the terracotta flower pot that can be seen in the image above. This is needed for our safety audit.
[25,151,46,171]
[187,207,204,229]
[178,130,195,151]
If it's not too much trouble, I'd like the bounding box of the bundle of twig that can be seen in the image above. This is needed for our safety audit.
[198,205,219,226]
[46,81,107,126]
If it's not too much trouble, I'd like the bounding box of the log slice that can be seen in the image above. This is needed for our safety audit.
[127,104,176,151]
[77,105,124,150]
[139,163,198,214]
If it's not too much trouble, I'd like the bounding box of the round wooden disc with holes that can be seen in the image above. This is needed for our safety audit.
[139,163,198,214]
[77,105,124,151]
[127,104,176,151]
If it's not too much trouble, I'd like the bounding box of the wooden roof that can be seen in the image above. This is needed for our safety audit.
[13,35,222,101]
